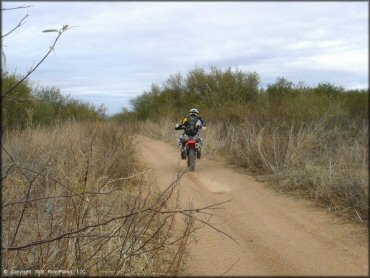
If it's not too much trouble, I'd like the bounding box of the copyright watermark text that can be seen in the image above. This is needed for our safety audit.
[2,269,85,276]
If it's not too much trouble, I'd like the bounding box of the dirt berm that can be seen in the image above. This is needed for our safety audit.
[136,135,368,276]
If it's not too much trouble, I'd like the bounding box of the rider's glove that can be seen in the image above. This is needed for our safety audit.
[202,126,207,131]
[175,123,181,130]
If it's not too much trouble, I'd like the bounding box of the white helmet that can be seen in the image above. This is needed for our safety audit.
[189,108,199,115]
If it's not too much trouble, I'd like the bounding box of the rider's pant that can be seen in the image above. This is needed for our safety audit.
[177,134,203,150]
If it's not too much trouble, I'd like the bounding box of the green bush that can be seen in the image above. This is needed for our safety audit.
[113,66,368,129]
[2,73,33,128]
[2,73,104,128]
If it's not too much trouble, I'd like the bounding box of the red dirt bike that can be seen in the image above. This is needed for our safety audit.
[184,136,201,172]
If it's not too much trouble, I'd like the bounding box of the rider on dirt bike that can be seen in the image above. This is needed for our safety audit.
[175,108,206,159]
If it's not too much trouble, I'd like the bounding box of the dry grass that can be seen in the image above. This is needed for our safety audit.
[132,117,176,143]
[135,117,368,222]
[227,119,368,219]
[1,121,226,276]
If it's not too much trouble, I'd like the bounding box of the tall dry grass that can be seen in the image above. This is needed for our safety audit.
[133,117,176,143]
[1,121,225,276]
[225,119,368,219]
[135,117,368,221]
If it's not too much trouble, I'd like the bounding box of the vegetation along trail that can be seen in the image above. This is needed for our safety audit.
[136,135,368,276]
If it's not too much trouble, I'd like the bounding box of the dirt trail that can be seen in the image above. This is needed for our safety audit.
[136,135,368,276]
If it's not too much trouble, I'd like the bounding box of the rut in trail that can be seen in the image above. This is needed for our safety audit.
[136,135,368,276]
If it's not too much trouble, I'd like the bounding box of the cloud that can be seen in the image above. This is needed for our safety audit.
[2,1,368,114]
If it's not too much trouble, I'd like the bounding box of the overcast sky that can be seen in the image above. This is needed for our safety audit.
[2,1,368,115]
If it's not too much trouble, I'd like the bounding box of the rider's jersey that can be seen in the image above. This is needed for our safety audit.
[177,115,206,127]
[176,115,206,136]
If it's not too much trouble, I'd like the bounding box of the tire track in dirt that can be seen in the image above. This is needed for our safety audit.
[136,135,368,276]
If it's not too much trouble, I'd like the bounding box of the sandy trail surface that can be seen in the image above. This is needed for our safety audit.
[136,135,368,276]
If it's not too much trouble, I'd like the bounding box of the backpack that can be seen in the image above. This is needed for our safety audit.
[184,115,199,136]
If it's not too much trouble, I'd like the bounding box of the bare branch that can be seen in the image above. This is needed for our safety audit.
[2,14,28,39]
[0,157,107,215]
[2,5,32,11]
[181,211,239,246]
[2,94,42,103]
[354,209,363,222]
[149,199,231,215]
[155,168,188,204]
[1,189,121,208]
[2,30,63,97]
[104,169,153,186]
[220,258,241,276]
[167,223,205,246]
[2,200,231,251]
[2,209,148,251]
[15,166,90,201]
[1,142,17,164]
[10,175,38,246]
[1,164,16,181]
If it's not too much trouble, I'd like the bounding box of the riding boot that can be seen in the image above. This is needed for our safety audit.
[180,142,186,160]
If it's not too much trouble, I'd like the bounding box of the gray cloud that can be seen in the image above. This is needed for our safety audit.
[2,1,368,115]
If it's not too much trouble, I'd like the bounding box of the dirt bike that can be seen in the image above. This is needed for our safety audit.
[176,123,205,172]
[184,136,200,172]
